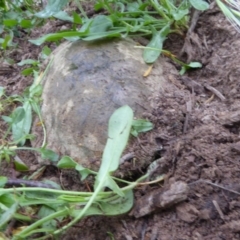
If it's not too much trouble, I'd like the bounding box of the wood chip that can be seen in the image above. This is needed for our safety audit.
[212,200,225,220]
[219,110,240,126]
[129,181,189,218]
[204,84,226,101]
[143,65,153,77]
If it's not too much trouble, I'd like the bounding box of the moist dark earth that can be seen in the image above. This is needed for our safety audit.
[1,2,240,240]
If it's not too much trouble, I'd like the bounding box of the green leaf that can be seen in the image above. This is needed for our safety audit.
[0,202,18,228]
[53,11,73,22]
[41,46,52,58]
[180,61,202,75]
[127,2,140,12]
[12,101,32,145]
[14,155,29,171]
[20,19,32,28]
[11,107,25,124]
[0,176,7,188]
[95,105,133,196]
[24,190,62,203]
[189,0,209,11]
[188,62,202,68]
[21,68,34,76]
[15,209,68,238]
[80,15,114,41]
[94,2,104,11]
[2,115,12,123]
[173,8,189,21]
[131,119,154,137]
[17,59,39,66]
[49,106,134,233]
[89,15,113,33]
[0,194,15,206]
[35,0,68,18]
[99,189,133,215]
[215,0,240,32]
[73,12,82,24]
[2,35,11,50]
[82,30,123,41]
[39,148,59,162]
[3,19,18,27]
[179,67,186,75]
[57,156,77,169]
[38,205,58,230]
[83,190,134,217]
[143,24,170,63]
[75,164,92,181]
[29,31,86,45]
[29,84,42,98]
[0,146,16,163]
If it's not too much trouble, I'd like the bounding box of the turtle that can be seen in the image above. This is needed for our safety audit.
[32,38,176,173]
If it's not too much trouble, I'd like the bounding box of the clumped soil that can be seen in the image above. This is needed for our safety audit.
[1,3,240,240]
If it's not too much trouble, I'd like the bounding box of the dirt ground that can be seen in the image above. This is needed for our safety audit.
[1,2,240,240]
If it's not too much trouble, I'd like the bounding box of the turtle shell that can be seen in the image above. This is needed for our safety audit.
[33,38,168,169]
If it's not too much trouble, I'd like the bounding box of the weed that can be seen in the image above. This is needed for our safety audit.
[29,0,209,66]
[0,1,239,238]
[215,0,240,33]
[0,104,160,239]
[0,58,154,237]
[0,60,58,170]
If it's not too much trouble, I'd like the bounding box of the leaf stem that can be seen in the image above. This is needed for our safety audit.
[149,0,170,21]
[15,208,69,239]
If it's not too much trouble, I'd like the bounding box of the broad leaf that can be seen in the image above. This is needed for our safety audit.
[0,176,7,188]
[38,205,58,230]
[82,15,114,41]
[0,202,18,228]
[180,61,202,75]
[131,119,154,137]
[57,156,77,169]
[35,0,68,18]
[29,31,87,45]
[189,0,209,11]
[12,102,32,145]
[173,9,189,21]
[11,107,25,124]
[91,15,112,31]
[143,24,170,63]
[39,148,59,162]
[94,105,133,195]
[72,190,134,217]
[17,59,39,66]
[14,155,29,171]
[75,164,92,181]
[54,11,73,22]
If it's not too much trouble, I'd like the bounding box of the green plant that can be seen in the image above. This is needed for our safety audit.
[29,0,209,65]
[215,0,240,32]
[0,60,58,170]
[0,105,161,239]
[17,46,52,76]
[0,0,43,50]
[0,59,155,237]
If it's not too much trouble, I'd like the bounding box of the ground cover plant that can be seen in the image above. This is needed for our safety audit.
[1,0,240,239]
[0,104,161,239]
[29,0,209,65]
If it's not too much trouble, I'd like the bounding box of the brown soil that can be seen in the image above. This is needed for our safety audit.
[1,2,240,240]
